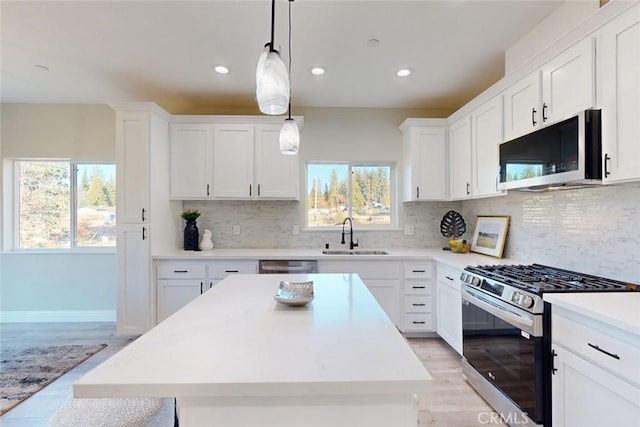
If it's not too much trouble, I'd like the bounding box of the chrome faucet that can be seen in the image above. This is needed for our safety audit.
[341,217,359,250]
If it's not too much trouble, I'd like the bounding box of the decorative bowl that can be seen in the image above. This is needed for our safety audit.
[450,243,471,254]
[274,281,314,306]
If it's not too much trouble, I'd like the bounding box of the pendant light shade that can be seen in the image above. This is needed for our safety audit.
[256,48,290,115]
[256,0,290,115]
[279,117,299,155]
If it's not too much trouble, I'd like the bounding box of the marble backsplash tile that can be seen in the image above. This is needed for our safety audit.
[184,181,640,283]
[460,182,640,284]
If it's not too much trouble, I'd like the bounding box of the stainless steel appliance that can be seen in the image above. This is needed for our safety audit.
[258,260,318,274]
[460,264,637,427]
[498,110,602,192]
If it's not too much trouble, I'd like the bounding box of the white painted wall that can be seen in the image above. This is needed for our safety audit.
[505,0,600,75]
[0,104,116,320]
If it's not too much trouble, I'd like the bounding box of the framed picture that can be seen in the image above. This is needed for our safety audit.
[470,215,510,258]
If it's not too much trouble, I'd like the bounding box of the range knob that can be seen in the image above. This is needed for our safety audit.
[521,295,534,308]
[472,277,481,286]
[461,273,468,282]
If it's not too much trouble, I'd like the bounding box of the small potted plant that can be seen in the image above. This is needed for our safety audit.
[181,209,201,250]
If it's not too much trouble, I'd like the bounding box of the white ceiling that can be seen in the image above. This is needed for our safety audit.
[1,0,564,114]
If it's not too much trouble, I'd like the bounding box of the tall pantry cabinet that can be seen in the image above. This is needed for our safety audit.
[113,103,181,335]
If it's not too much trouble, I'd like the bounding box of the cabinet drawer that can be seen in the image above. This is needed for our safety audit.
[553,312,640,387]
[207,261,257,278]
[404,313,434,331]
[437,264,461,286]
[405,295,433,313]
[404,262,433,279]
[157,262,206,279]
[404,280,432,295]
[319,261,401,280]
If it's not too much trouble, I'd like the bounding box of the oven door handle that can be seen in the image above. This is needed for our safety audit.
[462,288,534,329]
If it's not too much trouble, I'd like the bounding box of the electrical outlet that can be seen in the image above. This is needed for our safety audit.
[232,225,240,235]
[292,225,300,235]
[404,225,415,236]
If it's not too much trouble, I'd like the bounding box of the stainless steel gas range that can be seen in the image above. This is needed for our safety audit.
[459,264,637,427]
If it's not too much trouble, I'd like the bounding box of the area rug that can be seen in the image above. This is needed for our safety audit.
[48,397,175,427]
[0,344,107,415]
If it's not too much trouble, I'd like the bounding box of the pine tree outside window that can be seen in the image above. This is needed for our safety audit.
[15,160,116,249]
[306,162,395,229]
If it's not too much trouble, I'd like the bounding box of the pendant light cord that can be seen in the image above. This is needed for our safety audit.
[268,0,276,52]
[287,0,293,120]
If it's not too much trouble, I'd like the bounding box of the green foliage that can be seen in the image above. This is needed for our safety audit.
[181,209,201,222]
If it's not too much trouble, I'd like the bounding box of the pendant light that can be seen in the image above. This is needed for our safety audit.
[279,0,300,155]
[256,0,290,115]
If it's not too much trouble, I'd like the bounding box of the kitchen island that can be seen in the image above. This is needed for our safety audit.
[74,273,432,426]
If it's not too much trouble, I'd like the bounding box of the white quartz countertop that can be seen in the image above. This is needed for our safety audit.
[153,248,521,270]
[74,273,432,399]
[544,292,640,336]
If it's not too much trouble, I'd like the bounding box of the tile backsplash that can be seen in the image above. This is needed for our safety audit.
[184,181,640,283]
[461,182,640,283]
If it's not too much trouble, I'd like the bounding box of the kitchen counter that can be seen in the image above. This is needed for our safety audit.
[544,292,640,336]
[74,273,432,427]
[153,248,520,270]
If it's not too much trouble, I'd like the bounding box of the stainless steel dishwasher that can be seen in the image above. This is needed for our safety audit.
[258,260,318,274]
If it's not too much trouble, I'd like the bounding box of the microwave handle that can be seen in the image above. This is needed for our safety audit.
[462,288,534,330]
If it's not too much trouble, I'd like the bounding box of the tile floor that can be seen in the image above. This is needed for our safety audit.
[0,322,504,426]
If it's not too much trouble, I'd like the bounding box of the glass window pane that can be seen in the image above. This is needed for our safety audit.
[18,161,71,248]
[307,163,349,227]
[351,166,391,225]
[76,164,116,247]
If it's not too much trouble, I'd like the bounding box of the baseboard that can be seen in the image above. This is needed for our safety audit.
[0,310,116,323]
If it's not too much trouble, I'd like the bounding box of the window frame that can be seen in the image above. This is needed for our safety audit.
[11,158,116,252]
[304,161,398,231]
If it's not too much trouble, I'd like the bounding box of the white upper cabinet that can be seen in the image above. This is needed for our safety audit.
[116,112,150,224]
[471,96,505,198]
[600,3,640,184]
[449,116,473,200]
[169,123,213,199]
[254,124,299,199]
[504,37,595,140]
[212,124,255,198]
[503,71,542,140]
[400,120,448,201]
[212,123,299,200]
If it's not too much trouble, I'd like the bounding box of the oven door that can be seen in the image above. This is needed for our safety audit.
[462,285,546,424]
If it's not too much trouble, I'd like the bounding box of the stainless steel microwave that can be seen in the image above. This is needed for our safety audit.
[498,110,602,191]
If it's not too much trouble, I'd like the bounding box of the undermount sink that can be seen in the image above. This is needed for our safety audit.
[321,250,389,255]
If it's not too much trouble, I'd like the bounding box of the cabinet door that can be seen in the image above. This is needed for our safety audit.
[117,223,151,335]
[552,345,640,427]
[402,126,447,201]
[601,4,640,184]
[436,281,462,355]
[116,112,150,223]
[449,116,473,200]
[254,124,299,199]
[471,96,504,198]
[169,123,213,198]
[503,71,541,140]
[541,37,595,125]
[157,279,202,323]
[213,124,254,198]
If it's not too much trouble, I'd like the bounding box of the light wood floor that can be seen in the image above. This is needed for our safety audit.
[0,323,504,426]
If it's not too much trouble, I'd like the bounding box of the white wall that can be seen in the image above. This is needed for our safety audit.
[0,104,117,321]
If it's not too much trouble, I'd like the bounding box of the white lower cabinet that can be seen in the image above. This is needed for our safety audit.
[435,263,462,354]
[117,224,151,335]
[402,262,435,333]
[155,259,257,323]
[551,307,640,427]
[318,260,401,327]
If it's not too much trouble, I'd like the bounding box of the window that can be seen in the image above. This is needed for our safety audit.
[307,162,394,228]
[16,160,116,249]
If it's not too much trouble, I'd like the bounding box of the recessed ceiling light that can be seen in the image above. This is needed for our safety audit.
[367,39,380,47]
[310,67,325,76]
[213,65,229,74]
[396,69,411,77]
[34,64,49,71]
